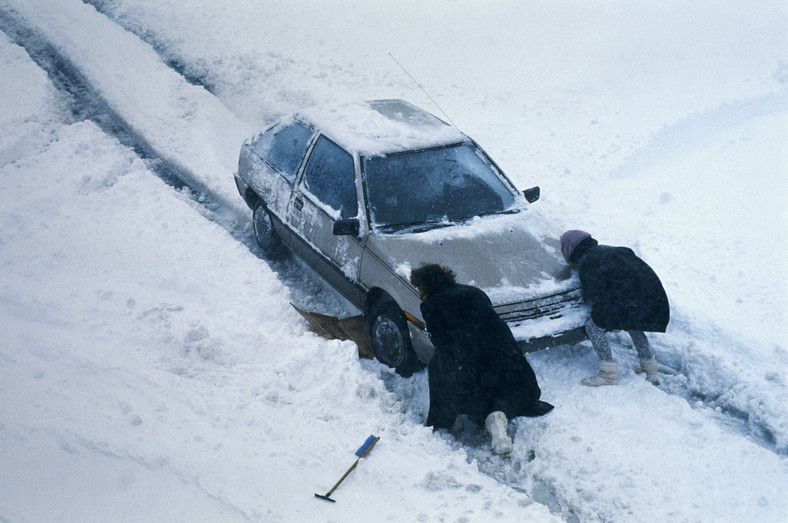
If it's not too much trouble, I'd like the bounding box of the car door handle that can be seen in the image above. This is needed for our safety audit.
[294,196,304,211]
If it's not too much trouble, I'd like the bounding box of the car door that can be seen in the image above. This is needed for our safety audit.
[286,134,367,306]
[245,119,315,220]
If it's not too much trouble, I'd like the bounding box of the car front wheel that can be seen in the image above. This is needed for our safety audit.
[365,301,425,377]
[253,203,285,259]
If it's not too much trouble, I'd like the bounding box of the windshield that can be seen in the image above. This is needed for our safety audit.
[363,142,518,231]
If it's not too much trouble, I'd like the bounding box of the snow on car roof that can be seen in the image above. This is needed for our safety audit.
[295,99,467,156]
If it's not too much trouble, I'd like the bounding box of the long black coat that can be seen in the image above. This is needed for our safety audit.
[571,238,670,332]
[420,282,553,429]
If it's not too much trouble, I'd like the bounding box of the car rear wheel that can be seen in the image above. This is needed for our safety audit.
[365,301,425,377]
[253,203,286,259]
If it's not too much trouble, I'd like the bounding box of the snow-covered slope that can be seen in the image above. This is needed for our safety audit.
[1,1,786,521]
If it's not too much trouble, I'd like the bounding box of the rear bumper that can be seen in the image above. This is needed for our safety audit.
[233,171,256,209]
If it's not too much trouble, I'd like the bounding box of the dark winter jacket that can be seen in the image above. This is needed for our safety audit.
[420,282,553,429]
[570,237,670,332]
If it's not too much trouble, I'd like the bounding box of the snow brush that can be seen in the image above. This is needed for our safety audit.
[315,435,380,502]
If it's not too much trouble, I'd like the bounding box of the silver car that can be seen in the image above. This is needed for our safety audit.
[234,99,586,376]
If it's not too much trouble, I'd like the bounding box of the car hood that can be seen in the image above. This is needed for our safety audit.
[365,211,576,302]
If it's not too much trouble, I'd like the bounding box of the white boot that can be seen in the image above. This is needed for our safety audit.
[635,357,659,385]
[485,411,513,455]
[581,360,619,387]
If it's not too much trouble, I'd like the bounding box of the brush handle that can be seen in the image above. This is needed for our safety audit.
[325,459,359,496]
[319,435,381,499]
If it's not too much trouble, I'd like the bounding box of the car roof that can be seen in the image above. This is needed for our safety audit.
[294,99,467,156]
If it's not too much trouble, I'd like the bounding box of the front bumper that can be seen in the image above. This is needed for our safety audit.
[494,288,589,353]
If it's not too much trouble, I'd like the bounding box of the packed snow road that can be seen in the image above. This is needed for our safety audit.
[1,1,786,522]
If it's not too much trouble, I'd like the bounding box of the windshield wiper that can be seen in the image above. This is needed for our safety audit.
[478,207,521,218]
[374,219,452,234]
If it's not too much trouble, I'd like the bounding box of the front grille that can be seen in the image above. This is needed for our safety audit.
[495,287,584,324]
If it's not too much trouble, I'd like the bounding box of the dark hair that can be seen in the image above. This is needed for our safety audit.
[410,264,456,297]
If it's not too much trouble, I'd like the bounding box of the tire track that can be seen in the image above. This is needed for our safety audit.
[84,0,215,93]
[0,7,356,318]
[0,6,251,256]
[0,9,194,195]
[610,90,788,179]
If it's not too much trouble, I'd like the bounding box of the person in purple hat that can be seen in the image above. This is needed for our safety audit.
[561,230,670,386]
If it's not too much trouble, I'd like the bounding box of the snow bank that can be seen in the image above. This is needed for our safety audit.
[0,31,64,165]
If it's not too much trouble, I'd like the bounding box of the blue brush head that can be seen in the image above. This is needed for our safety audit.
[355,435,378,457]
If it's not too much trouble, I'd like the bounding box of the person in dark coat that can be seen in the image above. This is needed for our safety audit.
[410,264,553,454]
[560,230,670,386]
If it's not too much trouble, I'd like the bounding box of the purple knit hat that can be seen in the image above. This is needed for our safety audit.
[560,230,591,262]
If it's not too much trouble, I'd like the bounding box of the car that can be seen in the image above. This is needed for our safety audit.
[234,99,587,376]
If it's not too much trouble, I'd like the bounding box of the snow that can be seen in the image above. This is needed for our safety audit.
[296,99,466,156]
[1,0,254,215]
[508,306,589,344]
[406,211,556,243]
[1,0,787,522]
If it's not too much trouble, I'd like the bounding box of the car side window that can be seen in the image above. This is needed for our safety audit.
[251,120,313,182]
[301,136,357,220]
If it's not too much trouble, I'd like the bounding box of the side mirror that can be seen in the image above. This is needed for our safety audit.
[333,218,360,236]
[523,186,540,203]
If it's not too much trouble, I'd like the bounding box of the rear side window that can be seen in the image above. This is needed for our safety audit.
[251,120,314,182]
[301,136,357,220]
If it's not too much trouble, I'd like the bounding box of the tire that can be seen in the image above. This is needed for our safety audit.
[365,301,425,377]
[253,202,286,259]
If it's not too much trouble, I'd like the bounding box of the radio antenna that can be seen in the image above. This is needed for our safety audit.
[388,53,458,128]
